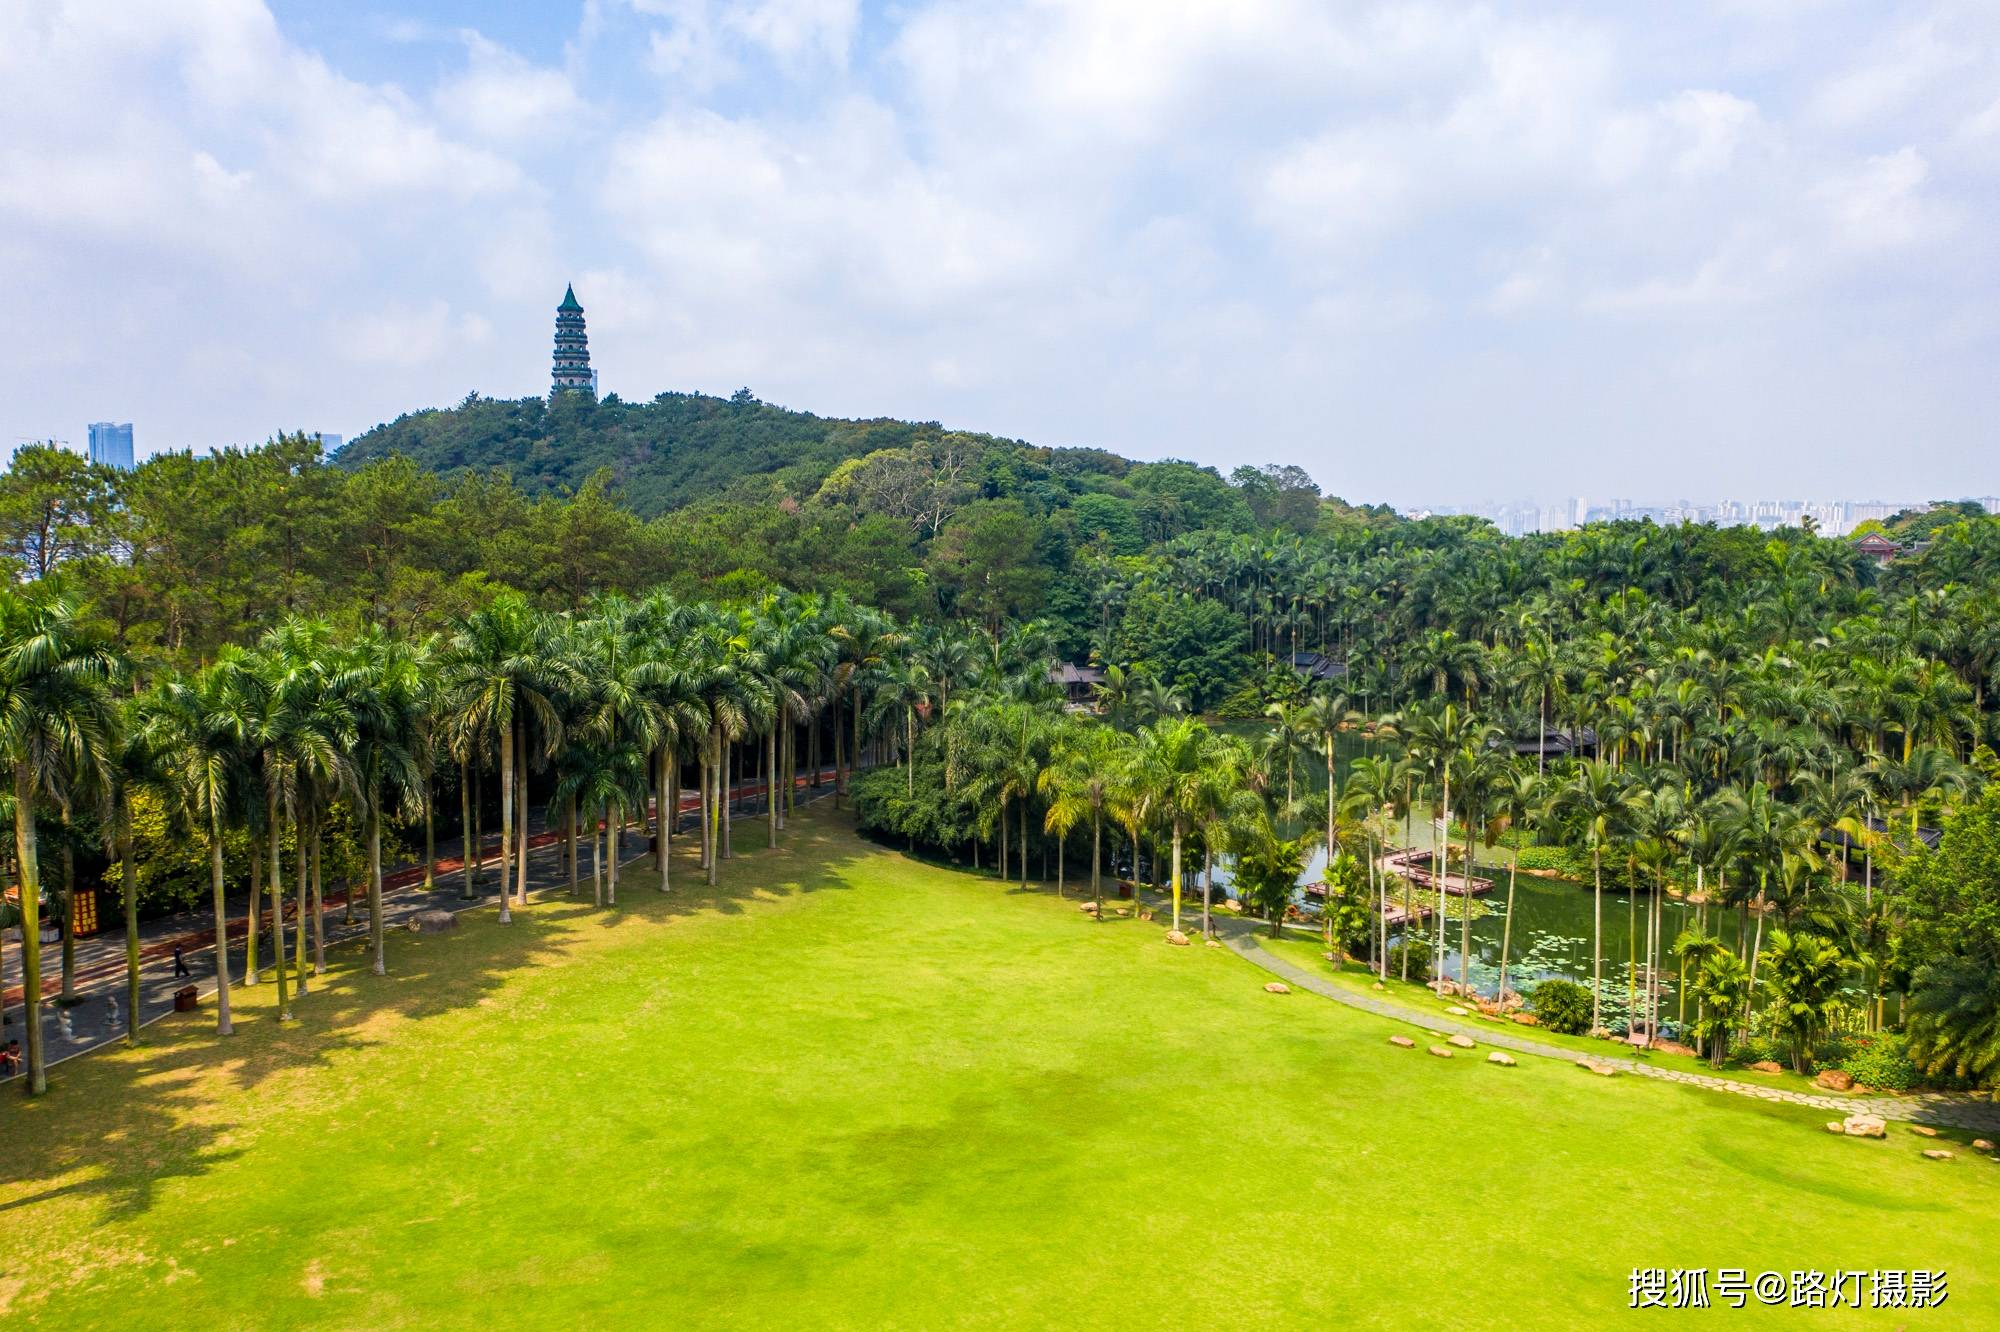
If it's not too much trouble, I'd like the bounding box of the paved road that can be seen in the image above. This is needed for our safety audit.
[1,770,845,1074]
[1212,917,2000,1134]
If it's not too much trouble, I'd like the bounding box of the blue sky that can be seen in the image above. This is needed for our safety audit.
[3,1,1996,505]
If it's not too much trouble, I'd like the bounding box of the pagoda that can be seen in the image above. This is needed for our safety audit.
[550,284,596,398]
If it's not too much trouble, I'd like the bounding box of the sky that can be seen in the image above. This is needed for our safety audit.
[2,1,1996,507]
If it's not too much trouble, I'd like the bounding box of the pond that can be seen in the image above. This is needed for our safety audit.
[1204,723,1756,1034]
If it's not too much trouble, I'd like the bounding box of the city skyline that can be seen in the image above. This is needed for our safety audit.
[1413,495,2000,538]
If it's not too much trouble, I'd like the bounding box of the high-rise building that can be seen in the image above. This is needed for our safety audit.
[87,421,134,469]
[551,284,596,398]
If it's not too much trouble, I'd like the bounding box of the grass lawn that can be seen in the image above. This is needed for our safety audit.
[3,805,1995,1329]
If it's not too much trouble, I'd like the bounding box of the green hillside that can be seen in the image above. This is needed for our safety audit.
[333,388,989,517]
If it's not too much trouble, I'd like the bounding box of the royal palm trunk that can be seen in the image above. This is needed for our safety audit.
[310,819,325,975]
[245,835,261,985]
[368,781,386,976]
[497,715,514,923]
[208,809,235,1036]
[294,811,310,996]
[271,795,290,1022]
[14,763,47,1094]
[122,801,141,1044]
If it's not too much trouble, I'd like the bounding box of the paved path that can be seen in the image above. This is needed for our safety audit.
[2,769,846,1075]
[1212,918,2000,1134]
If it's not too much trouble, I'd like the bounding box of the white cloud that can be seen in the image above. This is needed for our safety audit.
[436,33,585,145]
[1815,146,1953,250]
[337,301,493,366]
[3,0,1999,497]
[628,0,858,83]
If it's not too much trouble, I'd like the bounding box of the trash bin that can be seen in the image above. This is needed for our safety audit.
[173,986,199,1013]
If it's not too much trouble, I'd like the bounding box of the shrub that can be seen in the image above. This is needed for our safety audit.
[1832,1032,1920,1092]
[1511,845,1588,877]
[1385,938,1432,982]
[1530,978,1594,1035]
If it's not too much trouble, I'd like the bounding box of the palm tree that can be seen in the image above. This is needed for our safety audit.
[1450,740,1507,995]
[1905,954,2000,1086]
[0,588,118,1093]
[1670,929,1728,1052]
[552,742,650,906]
[1297,689,1352,868]
[829,608,903,804]
[443,595,566,923]
[1716,781,1814,996]
[253,621,358,991]
[1131,715,1212,933]
[1341,754,1408,980]
[344,629,426,976]
[1688,949,1754,1068]
[1234,814,1309,939]
[1490,763,1544,1003]
[1400,700,1480,995]
[866,655,932,799]
[1038,721,1127,919]
[1193,733,1257,939]
[1556,758,1642,1033]
[1761,929,1849,1073]
[139,657,257,1039]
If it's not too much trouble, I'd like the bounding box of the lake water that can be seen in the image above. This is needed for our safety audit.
[1205,724,1753,1034]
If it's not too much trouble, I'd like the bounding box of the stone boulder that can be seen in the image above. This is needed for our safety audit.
[410,909,458,934]
[1165,930,1190,947]
[1445,1005,1470,1017]
[1653,1040,1698,1058]
[1371,982,1386,992]
[1825,1121,1846,1134]
[1512,1013,1539,1027]
[1922,1149,1956,1161]
[1748,1060,1784,1074]
[1841,1114,1887,1138]
[1447,1034,1477,1050]
[1388,1035,1416,1049]
[1427,1045,1454,1058]
[1078,903,1098,914]
[1814,1068,1855,1091]
[1204,938,1222,949]
[1264,982,1290,995]
[1575,1059,1619,1077]
[1487,1052,1517,1067]
[1909,1124,1940,1138]
[1974,1139,1995,1152]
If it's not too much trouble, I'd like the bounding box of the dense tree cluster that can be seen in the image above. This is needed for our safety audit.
[6,401,2000,1099]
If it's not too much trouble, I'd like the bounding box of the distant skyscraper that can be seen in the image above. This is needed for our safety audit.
[87,421,134,469]
[551,284,596,398]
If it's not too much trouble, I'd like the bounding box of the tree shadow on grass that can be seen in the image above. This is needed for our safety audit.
[0,805,877,1229]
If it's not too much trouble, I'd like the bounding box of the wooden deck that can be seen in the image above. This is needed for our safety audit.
[1375,848,1493,897]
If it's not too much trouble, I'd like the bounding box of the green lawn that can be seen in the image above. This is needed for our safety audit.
[3,806,1995,1329]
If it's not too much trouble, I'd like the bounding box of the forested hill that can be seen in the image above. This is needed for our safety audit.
[332,389,1003,517]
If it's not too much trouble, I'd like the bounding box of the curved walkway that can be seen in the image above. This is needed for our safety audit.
[1216,921,2000,1134]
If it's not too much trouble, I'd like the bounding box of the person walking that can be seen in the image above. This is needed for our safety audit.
[172,944,191,978]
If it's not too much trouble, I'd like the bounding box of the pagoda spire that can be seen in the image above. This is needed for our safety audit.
[551,283,595,398]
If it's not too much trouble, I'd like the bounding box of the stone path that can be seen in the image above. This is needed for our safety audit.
[1213,919,2000,1134]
